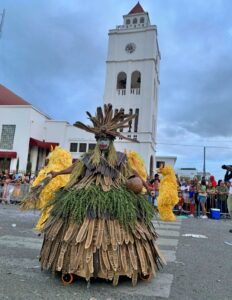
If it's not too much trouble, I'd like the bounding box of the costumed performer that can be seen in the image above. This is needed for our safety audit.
[39,104,166,286]
[157,165,179,221]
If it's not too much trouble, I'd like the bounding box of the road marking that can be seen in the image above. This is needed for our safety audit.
[161,250,176,262]
[0,253,173,299]
[157,229,180,237]
[118,273,173,298]
[153,220,182,226]
[0,218,182,299]
[157,238,178,247]
[154,224,181,230]
[0,235,42,250]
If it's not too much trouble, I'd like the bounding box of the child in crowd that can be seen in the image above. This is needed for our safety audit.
[177,191,184,214]
[154,174,160,207]
[180,181,189,211]
[207,182,216,210]
[197,179,208,219]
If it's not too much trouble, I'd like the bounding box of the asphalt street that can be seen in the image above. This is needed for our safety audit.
[0,205,231,300]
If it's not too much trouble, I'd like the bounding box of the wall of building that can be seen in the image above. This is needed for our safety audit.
[155,156,177,169]
[29,108,50,141]
[0,106,31,171]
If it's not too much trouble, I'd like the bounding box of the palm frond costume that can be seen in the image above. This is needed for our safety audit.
[40,104,165,286]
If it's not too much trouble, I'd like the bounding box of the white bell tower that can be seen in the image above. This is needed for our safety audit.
[103,2,161,176]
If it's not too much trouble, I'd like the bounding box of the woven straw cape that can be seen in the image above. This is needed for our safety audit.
[74,103,139,142]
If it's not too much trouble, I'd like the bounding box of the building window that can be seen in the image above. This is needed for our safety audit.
[140,17,145,23]
[133,18,137,24]
[156,161,165,168]
[131,70,141,94]
[116,72,127,91]
[126,19,130,25]
[70,142,78,152]
[0,125,16,149]
[134,108,139,132]
[79,143,87,153]
[88,143,96,151]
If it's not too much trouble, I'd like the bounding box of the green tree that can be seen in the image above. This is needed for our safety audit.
[26,161,32,174]
[2,157,8,171]
[16,157,20,173]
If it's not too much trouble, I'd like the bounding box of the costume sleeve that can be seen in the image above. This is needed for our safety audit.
[64,160,85,189]
[224,171,232,182]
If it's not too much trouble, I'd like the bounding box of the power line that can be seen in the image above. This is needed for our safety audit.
[156,142,232,149]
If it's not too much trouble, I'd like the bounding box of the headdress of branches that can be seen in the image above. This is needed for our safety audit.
[74,103,139,143]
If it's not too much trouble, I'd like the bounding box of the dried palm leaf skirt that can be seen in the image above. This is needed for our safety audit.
[40,187,166,286]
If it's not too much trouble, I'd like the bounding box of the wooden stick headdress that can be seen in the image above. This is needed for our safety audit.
[74,103,139,143]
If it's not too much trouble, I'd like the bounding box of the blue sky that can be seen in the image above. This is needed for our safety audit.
[0,0,232,180]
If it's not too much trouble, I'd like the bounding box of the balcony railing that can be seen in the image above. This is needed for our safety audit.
[117,89,126,95]
[130,88,140,95]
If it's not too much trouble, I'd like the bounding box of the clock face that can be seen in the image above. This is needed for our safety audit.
[125,43,136,54]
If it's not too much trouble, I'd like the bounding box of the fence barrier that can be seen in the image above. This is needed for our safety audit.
[175,191,230,217]
[0,183,30,204]
[0,183,231,220]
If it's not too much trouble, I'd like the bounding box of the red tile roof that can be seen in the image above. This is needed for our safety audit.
[128,2,145,14]
[0,84,31,105]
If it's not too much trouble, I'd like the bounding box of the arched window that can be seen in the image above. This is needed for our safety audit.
[140,17,145,23]
[117,72,127,95]
[130,71,141,95]
[133,18,137,24]
[126,19,130,25]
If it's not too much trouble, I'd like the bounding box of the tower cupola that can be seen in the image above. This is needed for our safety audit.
[122,2,150,29]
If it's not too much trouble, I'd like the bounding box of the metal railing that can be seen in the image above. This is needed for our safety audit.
[0,183,30,204]
[131,88,140,95]
[175,191,230,218]
[117,89,126,95]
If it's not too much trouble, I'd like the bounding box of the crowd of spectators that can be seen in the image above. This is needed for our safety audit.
[0,170,33,204]
[1,167,231,221]
[176,175,230,218]
[146,173,231,219]
[146,173,160,207]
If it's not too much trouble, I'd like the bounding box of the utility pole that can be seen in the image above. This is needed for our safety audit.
[0,9,6,39]
[203,146,206,177]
